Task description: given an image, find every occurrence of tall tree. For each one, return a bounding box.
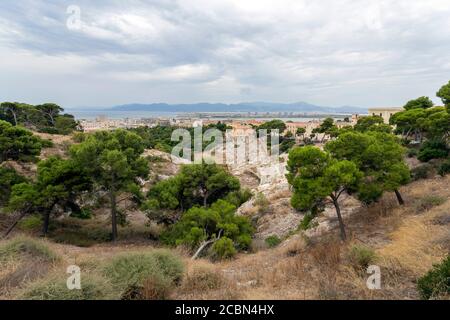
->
[287,146,362,240]
[0,120,44,163]
[437,80,450,112]
[70,130,148,241]
[36,103,64,126]
[403,96,434,110]
[5,157,91,237]
[325,131,410,206]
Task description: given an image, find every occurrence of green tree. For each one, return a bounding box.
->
[287,146,362,240]
[312,118,338,142]
[0,120,44,163]
[0,167,27,206]
[5,157,91,237]
[257,119,287,133]
[354,115,392,133]
[437,81,450,111]
[296,127,306,140]
[325,131,410,205]
[403,96,434,110]
[36,103,64,126]
[161,200,253,259]
[70,130,148,241]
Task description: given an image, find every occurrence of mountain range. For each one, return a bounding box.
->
[108,102,367,114]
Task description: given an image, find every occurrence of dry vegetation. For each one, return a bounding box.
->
[0,175,449,300]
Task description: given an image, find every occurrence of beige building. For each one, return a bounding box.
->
[368,107,403,124]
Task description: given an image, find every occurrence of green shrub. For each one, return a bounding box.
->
[0,236,59,265]
[438,159,450,177]
[417,256,450,300]
[17,215,42,231]
[265,235,282,248]
[103,250,184,299]
[224,188,253,208]
[70,208,92,220]
[413,195,446,213]
[299,213,318,231]
[212,237,236,260]
[411,164,433,181]
[254,192,270,214]
[161,200,253,255]
[418,139,449,162]
[407,148,419,158]
[348,245,376,270]
[22,274,116,300]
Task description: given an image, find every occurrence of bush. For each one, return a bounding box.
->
[438,159,450,177]
[70,208,92,220]
[254,192,270,214]
[212,237,236,260]
[413,195,446,213]
[299,213,317,230]
[348,245,376,270]
[407,148,419,158]
[103,250,184,299]
[22,274,116,300]
[417,256,450,300]
[182,265,224,292]
[411,164,433,181]
[0,236,59,265]
[18,215,42,231]
[161,200,253,255]
[418,139,449,162]
[265,235,282,248]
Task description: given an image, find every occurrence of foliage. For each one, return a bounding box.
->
[438,159,450,177]
[417,256,450,300]
[403,96,434,110]
[411,164,433,181]
[0,102,79,135]
[161,200,253,256]
[418,138,449,162]
[325,131,410,205]
[437,81,450,111]
[103,250,183,299]
[287,146,362,240]
[0,120,46,163]
[0,166,27,206]
[254,192,270,214]
[348,245,376,269]
[0,236,59,265]
[413,195,446,213]
[22,274,115,300]
[212,237,237,260]
[70,129,148,240]
[144,163,241,223]
[354,115,391,133]
[257,119,287,133]
[7,156,92,235]
[265,235,282,248]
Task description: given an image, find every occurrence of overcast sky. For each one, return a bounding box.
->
[1,0,449,108]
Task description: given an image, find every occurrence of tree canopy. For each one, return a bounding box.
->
[287,146,362,240]
[403,96,434,110]
[0,102,78,135]
[70,129,149,240]
[0,120,47,163]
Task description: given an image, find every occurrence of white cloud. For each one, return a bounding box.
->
[0,0,449,107]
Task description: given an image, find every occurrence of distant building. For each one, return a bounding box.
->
[368,107,403,124]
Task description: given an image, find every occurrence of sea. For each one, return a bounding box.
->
[67,109,348,122]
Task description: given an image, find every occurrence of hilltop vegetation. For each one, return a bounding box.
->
[0,80,450,300]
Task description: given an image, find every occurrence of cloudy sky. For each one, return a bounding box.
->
[1,0,450,108]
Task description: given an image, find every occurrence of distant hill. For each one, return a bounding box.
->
[109,102,367,114]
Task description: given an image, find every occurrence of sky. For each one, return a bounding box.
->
[0,0,450,109]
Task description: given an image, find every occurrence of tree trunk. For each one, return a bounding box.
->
[332,197,347,241]
[110,191,118,241]
[203,194,208,208]
[41,212,50,236]
[12,111,18,126]
[3,211,27,239]
[394,189,405,206]
[192,230,223,260]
